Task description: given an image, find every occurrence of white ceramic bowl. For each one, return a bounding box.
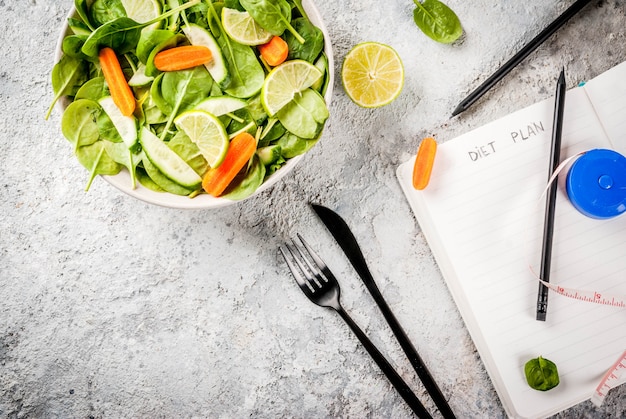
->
[54,1,333,209]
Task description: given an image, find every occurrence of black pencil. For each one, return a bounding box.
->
[536,68,566,322]
[451,0,592,117]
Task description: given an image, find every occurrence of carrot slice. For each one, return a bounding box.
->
[202,132,257,197]
[259,36,289,67]
[412,137,437,190]
[154,45,213,72]
[98,47,136,116]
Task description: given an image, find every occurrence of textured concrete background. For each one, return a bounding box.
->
[1,0,625,417]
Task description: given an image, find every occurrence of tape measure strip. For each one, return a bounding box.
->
[591,350,626,407]
[536,278,626,308]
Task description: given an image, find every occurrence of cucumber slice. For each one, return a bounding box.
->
[98,96,139,150]
[193,96,247,116]
[183,23,230,89]
[139,127,202,189]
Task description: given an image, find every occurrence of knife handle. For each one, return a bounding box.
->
[366,281,457,419]
[335,306,433,419]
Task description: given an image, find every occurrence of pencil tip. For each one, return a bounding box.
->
[451,105,463,118]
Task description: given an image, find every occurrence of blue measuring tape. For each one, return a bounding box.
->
[566,149,626,219]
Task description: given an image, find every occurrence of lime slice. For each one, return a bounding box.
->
[98,96,138,150]
[194,96,247,117]
[174,110,229,168]
[261,60,323,116]
[120,0,161,25]
[221,7,273,46]
[341,42,404,108]
[139,127,202,189]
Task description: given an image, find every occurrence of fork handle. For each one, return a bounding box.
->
[335,306,433,419]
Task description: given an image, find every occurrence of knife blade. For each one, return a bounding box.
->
[311,203,456,419]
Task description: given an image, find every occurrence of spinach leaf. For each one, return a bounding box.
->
[136,29,177,64]
[288,0,309,20]
[74,0,96,31]
[275,132,316,159]
[61,99,101,150]
[103,141,141,188]
[90,0,126,27]
[68,17,92,36]
[46,54,88,119]
[224,0,245,12]
[218,36,265,98]
[81,0,200,58]
[62,35,91,61]
[239,0,305,44]
[284,18,323,63]
[276,88,328,139]
[412,0,462,44]
[168,131,208,176]
[524,356,560,391]
[159,67,214,139]
[75,77,108,101]
[222,154,266,200]
[78,142,122,191]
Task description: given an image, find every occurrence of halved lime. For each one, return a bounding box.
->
[120,0,161,28]
[261,60,323,116]
[341,42,404,108]
[174,110,229,168]
[221,7,273,46]
[139,127,202,189]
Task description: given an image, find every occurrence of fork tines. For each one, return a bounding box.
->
[280,235,328,293]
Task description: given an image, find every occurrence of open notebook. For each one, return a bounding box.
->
[397,61,626,418]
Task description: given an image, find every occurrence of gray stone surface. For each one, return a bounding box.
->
[1,0,624,418]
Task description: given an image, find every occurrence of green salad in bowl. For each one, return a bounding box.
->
[48,0,333,209]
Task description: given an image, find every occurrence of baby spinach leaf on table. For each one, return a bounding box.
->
[61,99,101,150]
[524,356,560,391]
[284,17,323,63]
[46,55,89,119]
[239,0,305,44]
[412,0,463,44]
[90,0,126,27]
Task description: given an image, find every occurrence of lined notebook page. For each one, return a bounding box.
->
[397,65,626,419]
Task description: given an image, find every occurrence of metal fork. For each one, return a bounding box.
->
[280,235,433,419]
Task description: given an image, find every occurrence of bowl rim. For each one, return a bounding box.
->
[54,0,334,209]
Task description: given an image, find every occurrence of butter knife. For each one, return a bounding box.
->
[311,203,456,419]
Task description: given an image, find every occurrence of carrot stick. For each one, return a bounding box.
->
[154,45,213,71]
[98,47,136,116]
[412,137,437,190]
[202,132,257,197]
[258,36,289,67]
